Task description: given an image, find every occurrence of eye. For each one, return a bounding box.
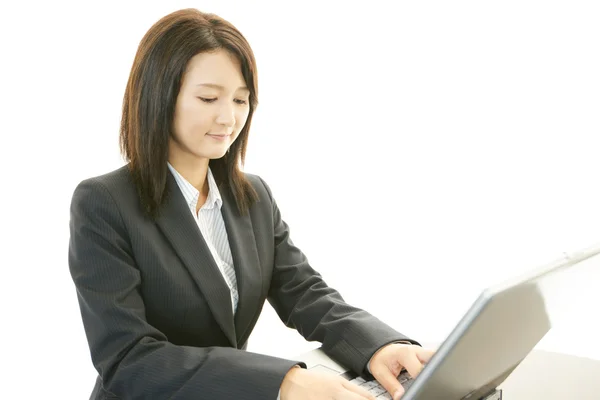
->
[198,97,217,103]
[234,99,248,105]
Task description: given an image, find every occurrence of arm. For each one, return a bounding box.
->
[69,179,301,399]
[259,178,419,379]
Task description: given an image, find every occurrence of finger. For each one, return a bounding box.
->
[400,352,424,378]
[341,380,377,400]
[341,390,376,400]
[340,390,376,400]
[416,348,435,364]
[369,368,404,400]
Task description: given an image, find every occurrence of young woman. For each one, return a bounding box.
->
[68,8,433,400]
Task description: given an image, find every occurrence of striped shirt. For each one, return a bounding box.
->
[167,163,239,314]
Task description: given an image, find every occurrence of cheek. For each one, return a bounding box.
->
[235,109,250,131]
[177,100,212,132]
[175,117,204,140]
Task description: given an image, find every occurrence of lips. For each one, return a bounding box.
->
[207,133,230,141]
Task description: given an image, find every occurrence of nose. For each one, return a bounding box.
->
[215,102,235,128]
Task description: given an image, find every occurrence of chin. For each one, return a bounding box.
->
[198,149,228,160]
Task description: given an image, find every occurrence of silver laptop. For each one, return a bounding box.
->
[299,242,600,400]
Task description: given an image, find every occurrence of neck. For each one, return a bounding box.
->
[168,157,210,196]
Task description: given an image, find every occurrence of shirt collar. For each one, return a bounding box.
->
[167,163,223,211]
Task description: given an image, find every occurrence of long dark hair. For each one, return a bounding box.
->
[120,8,258,218]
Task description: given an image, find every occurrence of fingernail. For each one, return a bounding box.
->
[394,390,403,399]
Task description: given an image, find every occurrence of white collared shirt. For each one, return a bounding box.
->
[167,163,239,314]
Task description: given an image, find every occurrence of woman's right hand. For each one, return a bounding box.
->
[280,367,376,400]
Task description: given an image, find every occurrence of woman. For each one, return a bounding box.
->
[68,8,433,400]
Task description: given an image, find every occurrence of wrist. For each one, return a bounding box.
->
[368,340,415,373]
[280,365,302,398]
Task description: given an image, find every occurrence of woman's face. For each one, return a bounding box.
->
[169,49,251,165]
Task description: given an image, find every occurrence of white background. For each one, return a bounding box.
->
[1,1,599,398]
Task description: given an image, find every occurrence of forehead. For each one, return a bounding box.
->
[182,50,246,89]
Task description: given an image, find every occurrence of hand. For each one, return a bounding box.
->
[370,343,435,400]
[280,366,376,400]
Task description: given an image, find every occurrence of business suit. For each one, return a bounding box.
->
[69,165,418,399]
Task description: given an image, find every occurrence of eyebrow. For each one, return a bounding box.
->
[196,83,249,92]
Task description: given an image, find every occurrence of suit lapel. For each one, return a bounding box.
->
[155,174,237,347]
[220,186,264,345]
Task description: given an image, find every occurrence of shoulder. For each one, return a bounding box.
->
[243,172,275,204]
[70,164,138,216]
[77,164,134,191]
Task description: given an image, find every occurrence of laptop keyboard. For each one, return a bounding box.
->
[349,370,414,399]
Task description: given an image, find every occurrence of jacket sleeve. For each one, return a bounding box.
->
[68,179,301,400]
[259,177,420,379]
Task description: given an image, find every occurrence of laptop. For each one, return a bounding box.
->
[298,242,600,400]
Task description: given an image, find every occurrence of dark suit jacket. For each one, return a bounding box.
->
[68,165,417,399]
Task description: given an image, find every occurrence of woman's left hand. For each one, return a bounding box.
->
[369,343,435,400]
